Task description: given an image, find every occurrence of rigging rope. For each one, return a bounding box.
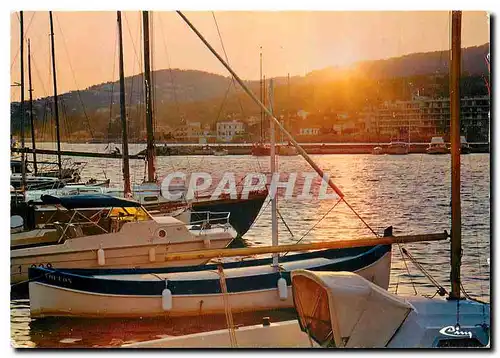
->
[217,263,238,347]
[398,245,418,295]
[212,12,245,117]
[282,198,342,257]
[11,12,36,72]
[54,15,95,138]
[106,27,119,146]
[276,207,295,239]
[155,12,182,174]
[401,247,447,296]
[157,14,181,122]
[463,153,489,327]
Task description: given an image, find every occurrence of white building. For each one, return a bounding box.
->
[299,127,320,136]
[297,110,309,120]
[216,120,245,142]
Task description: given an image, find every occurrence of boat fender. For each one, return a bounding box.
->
[277,277,287,300]
[97,247,105,266]
[204,238,211,249]
[162,280,172,311]
[149,247,156,262]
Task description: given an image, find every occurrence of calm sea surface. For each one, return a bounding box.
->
[11,143,491,348]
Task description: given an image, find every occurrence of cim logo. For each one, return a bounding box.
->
[439,325,473,339]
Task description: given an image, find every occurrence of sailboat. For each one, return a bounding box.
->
[12,11,266,238]
[277,74,298,156]
[122,11,490,348]
[252,52,270,157]
[10,12,91,190]
[10,12,239,287]
[26,18,446,318]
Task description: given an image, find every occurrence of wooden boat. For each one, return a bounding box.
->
[28,244,391,318]
[426,137,449,154]
[11,194,236,284]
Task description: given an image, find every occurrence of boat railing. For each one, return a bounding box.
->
[189,211,232,233]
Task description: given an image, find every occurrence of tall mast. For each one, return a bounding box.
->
[263,75,266,142]
[28,38,37,175]
[49,11,62,177]
[259,47,263,142]
[287,72,290,133]
[449,10,462,300]
[269,78,278,267]
[142,11,155,183]
[19,11,26,190]
[117,11,131,195]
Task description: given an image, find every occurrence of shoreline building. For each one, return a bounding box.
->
[362,95,490,142]
[216,120,245,142]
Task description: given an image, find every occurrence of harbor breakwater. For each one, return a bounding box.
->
[146,142,490,156]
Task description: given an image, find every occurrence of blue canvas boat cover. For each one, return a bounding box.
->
[40,194,142,209]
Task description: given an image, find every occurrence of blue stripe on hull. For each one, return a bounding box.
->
[29,245,390,296]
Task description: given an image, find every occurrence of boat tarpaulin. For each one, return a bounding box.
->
[291,270,413,348]
[40,194,142,209]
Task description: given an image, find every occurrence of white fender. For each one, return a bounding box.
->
[277,277,288,300]
[162,280,172,311]
[97,248,105,266]
[149,247,156,262]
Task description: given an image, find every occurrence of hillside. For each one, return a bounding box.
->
[11,43,490,141]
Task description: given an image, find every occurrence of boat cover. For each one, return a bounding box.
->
[291,270,413,348]
[40,194,142,209]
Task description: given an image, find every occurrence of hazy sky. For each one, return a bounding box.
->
[10,11,489,101]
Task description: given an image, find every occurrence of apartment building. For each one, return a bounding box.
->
[216,120,245,142]
[362,95,490,142]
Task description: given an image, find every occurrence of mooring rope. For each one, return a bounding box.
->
[217,263,237,347]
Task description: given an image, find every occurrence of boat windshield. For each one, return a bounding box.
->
[108,206,152,221]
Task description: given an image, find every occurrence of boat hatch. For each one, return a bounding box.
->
[291,270,413,348]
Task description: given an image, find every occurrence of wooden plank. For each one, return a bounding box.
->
[164,232,449,262]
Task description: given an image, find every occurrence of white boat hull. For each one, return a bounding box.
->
[29,251,391,318]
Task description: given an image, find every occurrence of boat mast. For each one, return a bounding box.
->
[19,11,26,190]
[286,72,290,144]
[269,78,278,267]
[117,11,131,196]
[28,38,37,175]
[449,10,462,300]
[263,75,266,142]
[49,11,62,177]
[142,10,156,183]
[259,47,263,142]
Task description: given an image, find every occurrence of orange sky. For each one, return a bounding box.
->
[10,11,489,101]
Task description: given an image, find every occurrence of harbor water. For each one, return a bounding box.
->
[11,143,490,347]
